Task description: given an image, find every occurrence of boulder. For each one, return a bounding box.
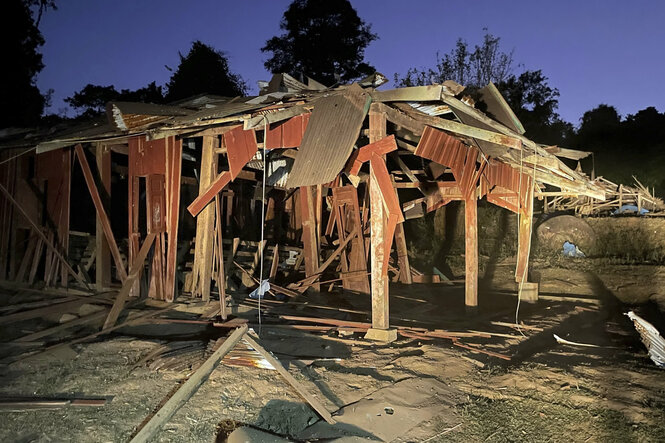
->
[536,215,596,255]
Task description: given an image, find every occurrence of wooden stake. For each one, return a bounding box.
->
[129,325,248,443]
[244,333,335,424]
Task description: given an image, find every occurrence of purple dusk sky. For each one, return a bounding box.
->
[37,0,664,125]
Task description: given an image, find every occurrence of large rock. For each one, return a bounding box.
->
[536,215,596,255]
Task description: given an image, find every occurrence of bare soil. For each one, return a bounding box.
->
[1,260,665,442]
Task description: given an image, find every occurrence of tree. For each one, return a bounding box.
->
[262,0,377,86]
[395,32,573,145]
[65,82,164,117]
[497,70,573,145]
[395,31,513,88]
[166,41,246,102]
[0,0,56,128]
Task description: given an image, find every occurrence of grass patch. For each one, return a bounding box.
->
[434,396,665,442]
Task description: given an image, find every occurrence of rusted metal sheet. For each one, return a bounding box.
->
[264,114,310,149]
[286,84,371,188]
[129,137,166,176]
[425,182,463,212]
[225,125,258,180]
[415,126,467,179]
[107,102,191,131]
[415,126,483,197]
[146,174,166,233]
[481,159,533,214]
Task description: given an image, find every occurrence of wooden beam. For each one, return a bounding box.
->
[74,145,128,283]
[186,171,231,217]
[103,233,156,330]
[243,333,335,424]
[0,182,85,286]
[464,195,478,310]
[95,143,112,290]
[129,325,249,443]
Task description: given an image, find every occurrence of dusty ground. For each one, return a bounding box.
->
[1,260,665,442]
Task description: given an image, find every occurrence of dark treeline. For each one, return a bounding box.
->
[3,0,663,195]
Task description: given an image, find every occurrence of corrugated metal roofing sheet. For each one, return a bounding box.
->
[286,84,371,188]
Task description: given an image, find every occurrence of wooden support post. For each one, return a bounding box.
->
[59,149,71,287]
[95,143,112,290]
[129,325,248,443]
[368,111,391,334]
[192,135,217,301]
[464,195,478,311]
[164,138,182,302]
[299,186,319,291]
[394,223,412,284]
[515,178,534,284]
[74,145,127,283]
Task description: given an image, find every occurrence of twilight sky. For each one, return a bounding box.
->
[36,0,665,125]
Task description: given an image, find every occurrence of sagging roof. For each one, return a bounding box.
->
[0,73,605,200]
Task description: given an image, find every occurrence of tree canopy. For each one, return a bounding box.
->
[497,70,573,145]
[396,32,573,145]
[262,0,377,86]
[395,32,514,88]
[0,0,55,128]
[65,82,164,117]
[165,41,246,102]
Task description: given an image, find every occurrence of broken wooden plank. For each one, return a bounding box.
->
[15,309,108,343]
[0,182,85,286]
[74,144,128,282]
[187,171,231,217]
[243,332,336,424]
[129,325,248,443]
[103,233,156,330]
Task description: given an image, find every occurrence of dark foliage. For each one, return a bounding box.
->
[0,0,55,128]
[497,70,574,145]
[166,40,246,102]
[262,0,377,86]
[574,105,665,195]
[65,82,164,117]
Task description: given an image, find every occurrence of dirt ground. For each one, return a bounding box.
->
[1,259,665,442]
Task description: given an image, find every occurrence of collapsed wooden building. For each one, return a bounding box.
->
[0,74,605,336]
